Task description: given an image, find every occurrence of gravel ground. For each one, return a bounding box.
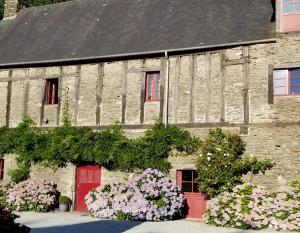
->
[16,212,289,233]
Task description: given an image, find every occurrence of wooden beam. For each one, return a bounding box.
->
[242,46,250,124]
[22,80,30,118]
[96,63,104,125]
[268,64,274,104]
[56,67,63,126]
[273,61,300,70]
[139,59,146,124]
[39,69,47,126]
[173,56,181,123]
[5,72,12,127]
[73,65,81,126]
[121,61,128,125]
[159,58,166,121]
[220,51,226,122]
[0,72,79,83]
[189,55,196,123]
[205,53,211,123]
[33,121,300,131]
[224,59,243,66]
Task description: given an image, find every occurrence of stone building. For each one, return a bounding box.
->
[0,0,299,216]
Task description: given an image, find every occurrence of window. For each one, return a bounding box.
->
[282,0,300,14]
[145,72,160,101]
[273,69,300,96]
[45,78,59,105]
[281,0,300,32]
[0,159,4,180]
[177,170,199,193]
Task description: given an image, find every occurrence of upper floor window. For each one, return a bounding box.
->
[281,0,300,32]
[45,78,59,105]
[145,72,160,102]
[273,69,300,96]
[177,170,199,193]
[0,159,4,180]
[282,0,300,14]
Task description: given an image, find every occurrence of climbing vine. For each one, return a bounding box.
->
[0,118,200,182]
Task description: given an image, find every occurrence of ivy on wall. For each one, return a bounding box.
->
[0,118,201,183]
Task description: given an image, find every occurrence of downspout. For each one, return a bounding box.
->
[163,51,170,126]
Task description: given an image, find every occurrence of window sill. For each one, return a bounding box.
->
[145,100,160,102]
[282,12,300,16]
[44,104,58,107]
[274,94,300,97]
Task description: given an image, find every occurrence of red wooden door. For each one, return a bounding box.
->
[75,165,101,212]
[177,170,207,219]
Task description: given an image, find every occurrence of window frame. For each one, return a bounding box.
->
[177,170,199,193]
[44,78,59,105]
[282,0,300,15]
[145,71,161,102]
[0,159,4,181]
[273,68,300,96]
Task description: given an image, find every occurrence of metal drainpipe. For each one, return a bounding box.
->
[163,51,170,126]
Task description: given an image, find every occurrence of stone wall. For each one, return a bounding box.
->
[0,33,300,196]
[3,0,18,19]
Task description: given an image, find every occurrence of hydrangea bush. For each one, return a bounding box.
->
[0,182,11,209]
[7,180,59,212]
[85,169,185,221]
[206,183,300,231]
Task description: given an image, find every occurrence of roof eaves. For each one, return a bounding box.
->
[0,38,277,69]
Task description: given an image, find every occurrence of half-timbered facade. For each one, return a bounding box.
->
[0,0,299,213]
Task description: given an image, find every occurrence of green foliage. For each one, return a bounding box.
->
[0,0,4,20]
[26,0,71,7]
[0,119,200,181]
[0,183,11,210]
[0,206,31,233]
[116,211,133,221]
[291,180,300,193]
[8,164,30,184]
[196,128,274,198]
[59,196,71,205]
[110,122,201,173]
[0,0,73,21]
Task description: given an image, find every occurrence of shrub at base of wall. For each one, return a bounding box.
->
[206,183,300,231]
[5,180,59,212]
[0,206,30,233]
[85,169,185,221]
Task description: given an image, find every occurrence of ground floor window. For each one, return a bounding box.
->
[177,170,199,193]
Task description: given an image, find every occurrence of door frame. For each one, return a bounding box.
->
[74,164,101,212]
[176,169,207,219]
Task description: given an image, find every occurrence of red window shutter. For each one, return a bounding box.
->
[177,170,182,190]
[51,82,56,105]
[45,79,59,105]
[145,72,160,102]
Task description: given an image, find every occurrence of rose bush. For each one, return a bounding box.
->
[7,180,59,212]
[85,169,185,221]
[206,183,300,231]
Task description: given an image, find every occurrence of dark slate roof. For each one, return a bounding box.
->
[0,0,275,67]
[0,19,14,40]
